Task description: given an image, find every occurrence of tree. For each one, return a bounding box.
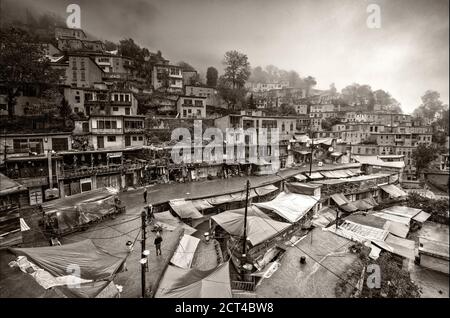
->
[222,50,251,89]
[0,27,63,117]
[321,118,342,131]
[217,76,247,110]
[59,97,72,119]
[177,61,196,72]
[104,40,117,51]
[412,144,438,177]
[206,66,219,87]
[413,90,446,122]
[278,104,297,116]
[248,93,256,109]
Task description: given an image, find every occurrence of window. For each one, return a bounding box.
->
[98,120,104,129]
[184,99,193,106]
[194,100,203,107]
[28,139,43,153]
[75,95,81,103]
[113,107,119,111]
[13,139,29,153]
[52,138,69,151]
[125,94,130,102]
[138,136,143,141]
[183,110,187,117]
[125,108,130,115]
[105,121,111,129]
[107,136,116,142]
[111,121,117,129]
[197,109,201,116]
[74,107,79,113]
[132,136,137,141]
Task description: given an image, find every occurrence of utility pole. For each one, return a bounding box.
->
[335,209,339,230]
[140,211,147,298]
[241,180,250,280]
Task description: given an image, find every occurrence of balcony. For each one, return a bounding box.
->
[124,127,145,133]
[60,162,146,179]
[91,128,123,134]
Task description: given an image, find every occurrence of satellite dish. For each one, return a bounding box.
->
[328,147,334,152]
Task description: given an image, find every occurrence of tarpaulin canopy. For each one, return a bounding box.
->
[353,155,405,169]
[155,262,232,298]
[224,206,272,219]
[190,199,214,211]
[10,240,127,281]
[330,193,358,212]
[0,173,27,196]
[170,234,200,269]
[255,191,319,223]
[211,210,291,246]
[204,185,278,206]
[376,234,416,260]
[380,206,423,219]
[372,212,411,238]
[380,184,407,198]
[352,198,377,211]
[169,199,204,219]
[312,207,341,228]
[321,170,349,178]
[154,211,197,235]
[294,174,307,181]
[41,187,119,232]
[304,172,323,180]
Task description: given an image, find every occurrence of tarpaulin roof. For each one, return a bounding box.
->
[294,173,307,181]
[376,234,416,260]
[169,199,204,219]
[0,173,27,196]
[321,170,349,178]
[352,198,376,211]
[211,210,291,246]
[254,191,319,223]
[380,205,422,219]
[372,212,410,238]
[352,155,405,169]
[314,138,333,146]
[312,207,340,228]
[170,234,200,269]
[154,211,197,235]
[329,217,389,243]
[190,199,214,211]
[204,185,278,206]
[155,262,232,298]
[330,193,358,212]
[304,172,323,180]
[41,187,120,232]
[380,184,407,198]
[224,206,272,219]
[10,240,127,281]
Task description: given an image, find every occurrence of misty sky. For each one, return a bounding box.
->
[7,0,449,113]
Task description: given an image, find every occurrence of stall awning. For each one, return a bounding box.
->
[211,210,291,246]
[190,199,214,211]
[155,262,232,298]
[352,198,376,211]
[380,184,407,198]
[330,152,343,157]
[305,172,323,180]
[254,184,278,196]
[294,174,307,181]
[169,199,204,219]
[330,193,358,212]
[154,211,197,235]
[170,234,200,269]
[255,192,319,223]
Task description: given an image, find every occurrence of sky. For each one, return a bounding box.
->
[5,0,449,114]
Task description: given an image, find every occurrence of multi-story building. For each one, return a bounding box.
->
[214,110,298,171]
[1,132,73,205]
[246,81,289,92]
[176,95,207,119]
[152,64,183,92]
[184,85,221,107]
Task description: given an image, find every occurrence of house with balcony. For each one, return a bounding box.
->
[152,64,183,92]
[176,95,207,119]
[214,111,298,172]
[0,132,72,205]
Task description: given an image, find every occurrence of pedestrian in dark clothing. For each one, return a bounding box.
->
[154,232,162,256]
[143,187,147,203]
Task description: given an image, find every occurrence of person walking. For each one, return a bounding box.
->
[154,232,163,256]
[143,187,148,203]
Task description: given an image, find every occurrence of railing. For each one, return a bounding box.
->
[124,127,145,133]
[91,128,123,134]
[61,163,146,178]
[6,168,48,179]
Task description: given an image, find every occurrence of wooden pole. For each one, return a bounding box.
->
[141,211,147,298]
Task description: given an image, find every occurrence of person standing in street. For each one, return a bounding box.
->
[154,232,162,256]
[143,187,148,203]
